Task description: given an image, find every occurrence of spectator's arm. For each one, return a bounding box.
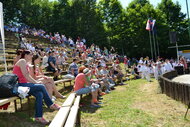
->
[49,61,57,70]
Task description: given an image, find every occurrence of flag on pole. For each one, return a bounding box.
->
[0,2,8,73]
[146,19,151,31]
[152,19,156,29]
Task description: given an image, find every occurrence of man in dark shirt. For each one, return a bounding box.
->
[47,51,60,80]
[68,58,78,77]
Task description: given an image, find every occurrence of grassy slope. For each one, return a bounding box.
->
[81,79,190,127]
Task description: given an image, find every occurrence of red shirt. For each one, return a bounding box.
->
[74,73,87,91]
[13,65,29,83]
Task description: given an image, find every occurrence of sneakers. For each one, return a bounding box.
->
[93,99,103,104]
[50,104,61,110]
[98,97,103,100]
[35,117,50,125]
[99,92,106,96]
[94,102,103,104]
[90,104,101,108]
[105,90,111,94]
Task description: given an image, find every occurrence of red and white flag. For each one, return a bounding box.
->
[146,19,152,31]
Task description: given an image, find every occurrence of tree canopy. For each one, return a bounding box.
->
[1,0,189,58]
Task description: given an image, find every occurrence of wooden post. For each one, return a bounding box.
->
[14,100,17,112]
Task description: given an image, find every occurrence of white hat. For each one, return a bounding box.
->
[83,68,91,75]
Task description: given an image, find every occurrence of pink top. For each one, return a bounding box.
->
[35,67,41,76]
[74,73,86,91]
[13,65,29,83]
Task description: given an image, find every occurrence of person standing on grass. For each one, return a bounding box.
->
[13,50,61,125]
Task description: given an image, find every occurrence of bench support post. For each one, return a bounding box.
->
[14,100,17,112]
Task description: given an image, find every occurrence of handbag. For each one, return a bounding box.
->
[0,74,19,98]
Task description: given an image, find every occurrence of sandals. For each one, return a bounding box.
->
[50,103,61,110]
[35,117,50,125]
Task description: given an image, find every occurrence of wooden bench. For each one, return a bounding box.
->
[58,63,69,71]
[49,93,81,127]
[0,96,19,111]
[0,65,13,70]
[44,71,67,76]
[54,79,73,88]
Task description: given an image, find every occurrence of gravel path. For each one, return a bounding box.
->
[172,74,190,85]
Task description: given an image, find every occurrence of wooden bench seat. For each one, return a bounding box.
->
[54,79,72,87]
[0,96,19,111]
[44,71,67,76]
[0,97,18,106]
[49,93,81,127]
[0,65,13,70]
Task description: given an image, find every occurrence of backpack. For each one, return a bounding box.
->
[0,74,19,98]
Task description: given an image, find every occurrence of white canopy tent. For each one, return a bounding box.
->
[0,2,7,73]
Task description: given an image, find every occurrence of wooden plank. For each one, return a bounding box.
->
[49,107,70,127]
[62,93,76,107]
[54,79,72,85]
[0,97,18,106]
[73,95,81,106]
[64,106,79,127]
[64,95,81,127]
[64,96,81,127]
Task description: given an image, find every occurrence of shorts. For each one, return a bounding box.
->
[75,87,91,95]
[74,84,99,95]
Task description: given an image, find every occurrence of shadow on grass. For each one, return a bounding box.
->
[80,94,101,114]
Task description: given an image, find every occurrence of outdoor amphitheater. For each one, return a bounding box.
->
[1,0,190,127]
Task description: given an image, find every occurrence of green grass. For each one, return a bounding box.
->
[80,79,190,127]
[0,82,73,127]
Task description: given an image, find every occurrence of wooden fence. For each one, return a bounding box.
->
[158,70,190,106]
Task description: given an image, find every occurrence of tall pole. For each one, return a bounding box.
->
[156,34,160,56]
[149,30,153,60]
[176,42,179,63]
[186,0,190,39]
[152,31,157,59]
[0,2,7,73]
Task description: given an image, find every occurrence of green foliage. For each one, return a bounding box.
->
[1,0,190,58]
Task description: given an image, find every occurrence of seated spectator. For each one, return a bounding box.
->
[47,51,61,81]
[113,64,125,85]
[29,54,65,100]
[41,52,49,69]
[95,65,111,93]
[74,66,100,108]
[68,58,78,77]
[57,53,66,65]
[13,50,60,125]
[100,66,115,89]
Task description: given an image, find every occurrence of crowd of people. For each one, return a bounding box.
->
[4,24,190,125]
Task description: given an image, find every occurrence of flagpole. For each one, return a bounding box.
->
[152,30,157,59]
[149,30,153,60]
[186,0,190,39]
[0,2,7,73]
[156,34,160,56]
